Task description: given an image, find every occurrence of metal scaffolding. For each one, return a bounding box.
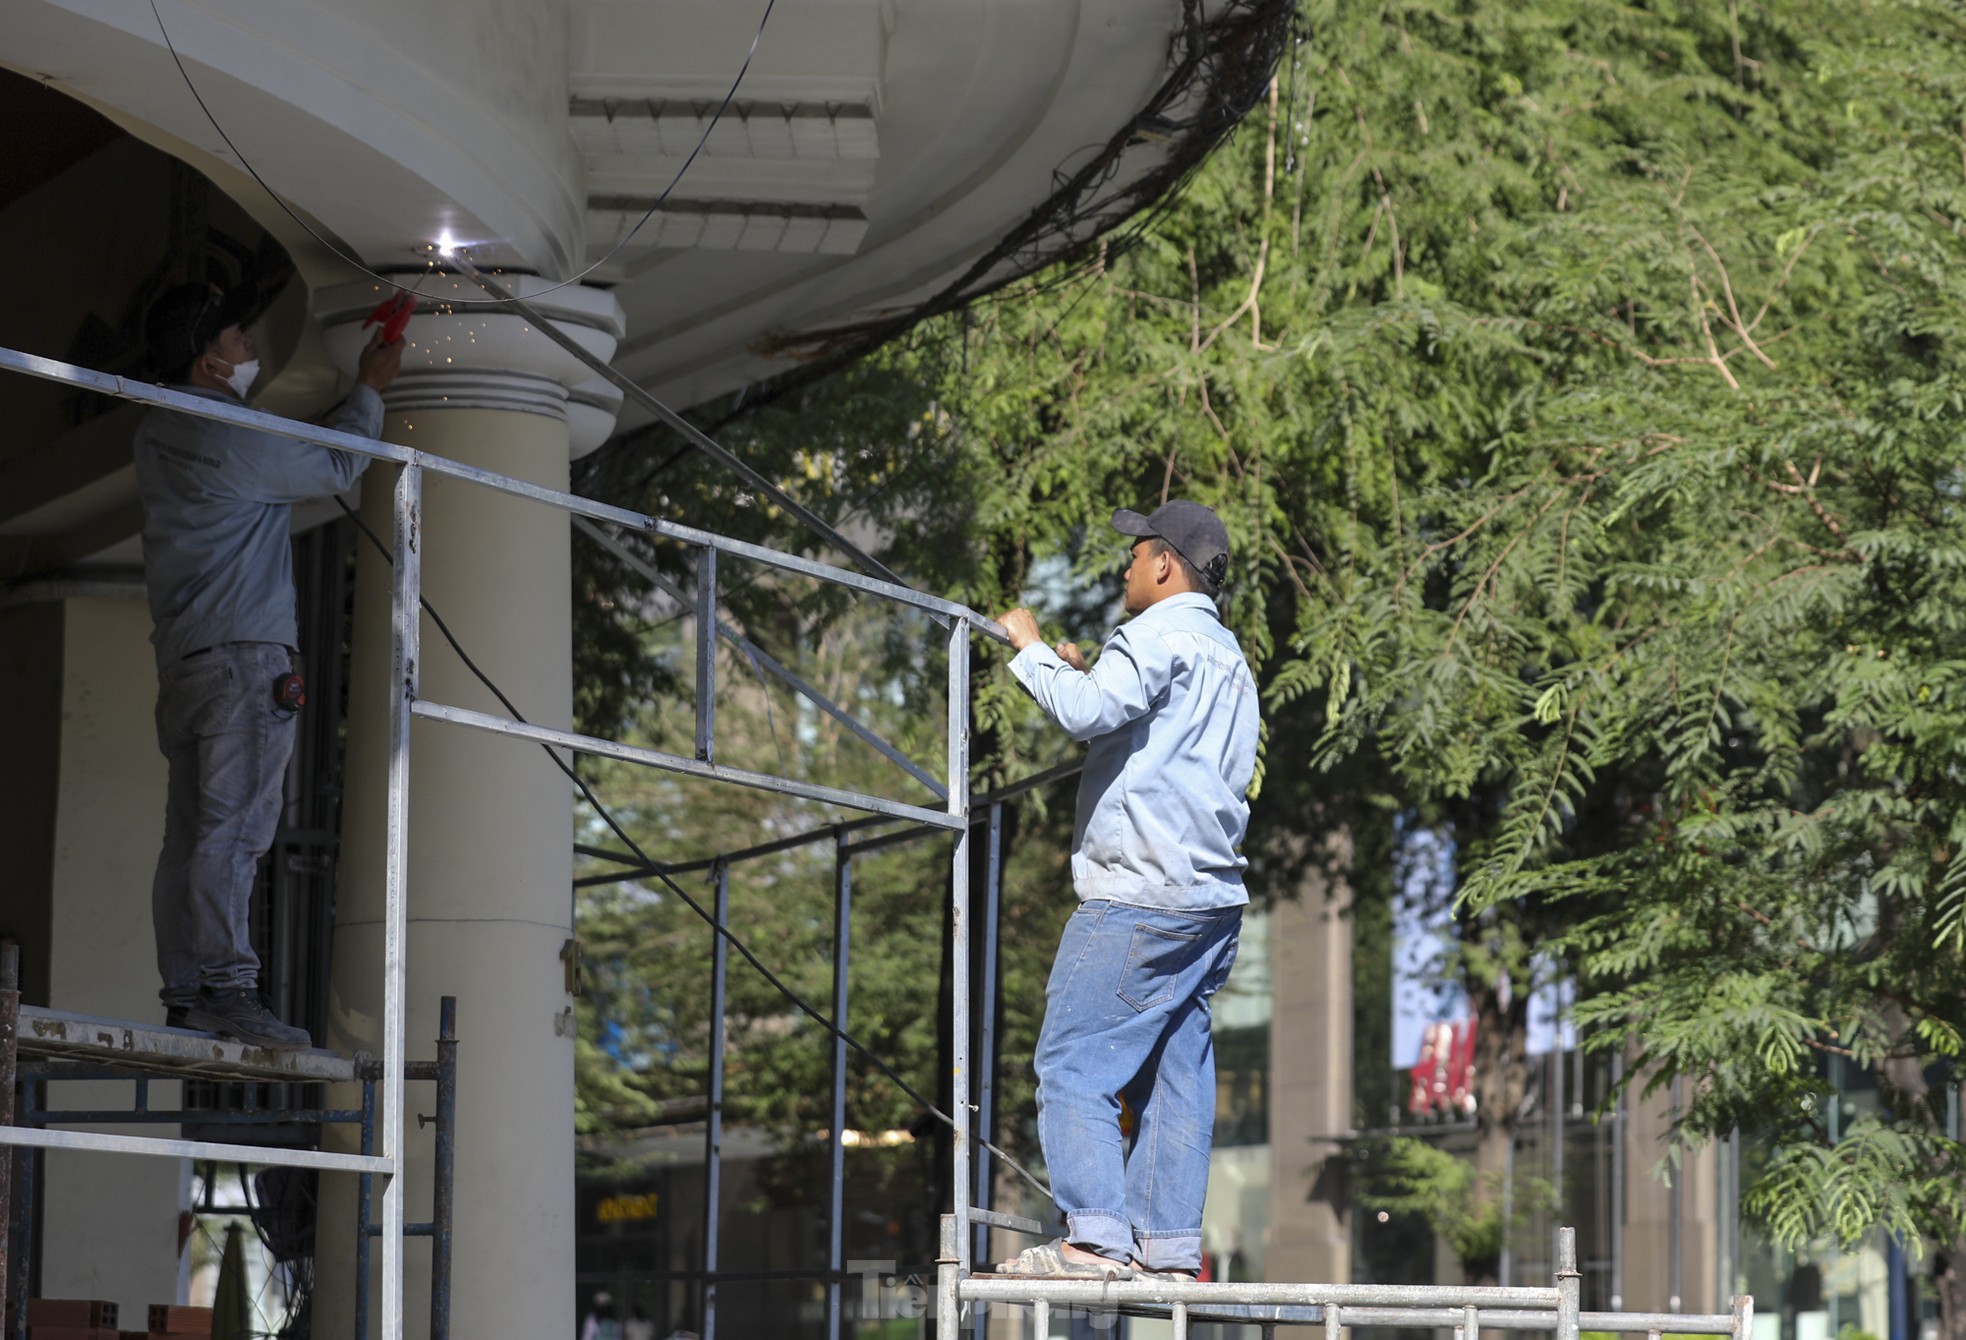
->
[575,757,1083,1337]
[0,338,1760,1340]
[0,340,1006,1339]
[0,945,456,1340]
[944,1226,1755,1340]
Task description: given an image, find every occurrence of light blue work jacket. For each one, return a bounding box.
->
[133,384,383,668]
[1010,592,1260,910]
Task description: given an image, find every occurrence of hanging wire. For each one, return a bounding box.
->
[329,495,1055,1206]
[145,0,777,301]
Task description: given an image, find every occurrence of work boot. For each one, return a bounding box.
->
[184,989,311,1050]
[165,1006,189,1029]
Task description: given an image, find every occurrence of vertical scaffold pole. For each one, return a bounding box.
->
[1731,1292,1755,1340]
[827,831,853,1340]
[1556,1226,1582,1340]
[430,997,457,1340]
[7,1083,36,1340]
[936,1214,959,1340]
[970,804,1003,1270]
[1668,1075,1684,1312]
[356,1073,375,1340]
[695,546,716,762]
[0,941,18,1327]
[382,461,422,1340]
[702,862,730,1340]
[946,621,972,1274]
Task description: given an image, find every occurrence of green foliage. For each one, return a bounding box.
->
[890,0,1966,1275]
[1356,1136,1554,1282]
[569,333,1016,1148]
[1282,0,1966,1264]
[1744,1120,1966,1257]
[570,0,1966,1281]
[1358,1137,1500,1276]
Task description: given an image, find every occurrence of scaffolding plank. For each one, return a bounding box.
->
[16,1005,358,1083]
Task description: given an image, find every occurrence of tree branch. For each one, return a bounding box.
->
[1199,76,1278,353]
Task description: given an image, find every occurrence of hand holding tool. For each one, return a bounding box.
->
[362,291,415,345]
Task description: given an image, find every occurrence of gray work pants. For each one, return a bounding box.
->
[152,641,296,1008]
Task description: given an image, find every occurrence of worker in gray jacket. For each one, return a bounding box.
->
[134,280,401,1048]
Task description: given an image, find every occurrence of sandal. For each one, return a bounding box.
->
[1131,1263,1200,1283]
[995,1240,1135,1280]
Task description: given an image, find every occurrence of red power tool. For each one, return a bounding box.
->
[362,290,416,344]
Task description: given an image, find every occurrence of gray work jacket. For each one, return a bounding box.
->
[133,384,383,668]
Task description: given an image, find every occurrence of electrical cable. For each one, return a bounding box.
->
[154,0,904,597]
[740,638,791,778]
[328,495,1055,1207]
[146,0,777,302]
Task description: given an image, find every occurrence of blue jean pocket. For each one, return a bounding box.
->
[1118,923,1202,1011]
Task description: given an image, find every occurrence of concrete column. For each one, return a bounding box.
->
[1266,837,1353,1284]
[1622,1069,1718,1312]
[41,596,191,1316]
[311,277,624,1340]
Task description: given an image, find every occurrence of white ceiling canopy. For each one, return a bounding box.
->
[3,0,1287,415]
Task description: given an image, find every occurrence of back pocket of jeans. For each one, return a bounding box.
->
[1118,923,1202,1011]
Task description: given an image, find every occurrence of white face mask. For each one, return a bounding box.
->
[219,357,260,400]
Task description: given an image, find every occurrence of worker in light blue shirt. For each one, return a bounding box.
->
[994,500,1259,1282]
[133,279,401,1049]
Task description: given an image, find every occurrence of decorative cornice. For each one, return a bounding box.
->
[383,369,569,423]
[316,278,628,447]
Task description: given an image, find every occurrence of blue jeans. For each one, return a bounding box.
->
[1034,898,1242,1270]
[151,642,296,1009]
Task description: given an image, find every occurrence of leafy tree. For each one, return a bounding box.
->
[887,0,1966,1313]
[572,1,1966,1326]
[1248,4,1966,1326]
[1245,0,1966,1321]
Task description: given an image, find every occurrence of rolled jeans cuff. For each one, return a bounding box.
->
[1064,1210,1135,1264]
[1133,1227,1203,1272]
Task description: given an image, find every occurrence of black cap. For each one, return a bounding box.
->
[1113,499,1230,593]
[144,281,256,378]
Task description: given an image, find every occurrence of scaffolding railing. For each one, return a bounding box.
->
[0,341,1008,1340]
[945,1226,1754,1340]
[0,340,1761,1340]
[0,967,457,1340]
[575,757,1083,1338]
